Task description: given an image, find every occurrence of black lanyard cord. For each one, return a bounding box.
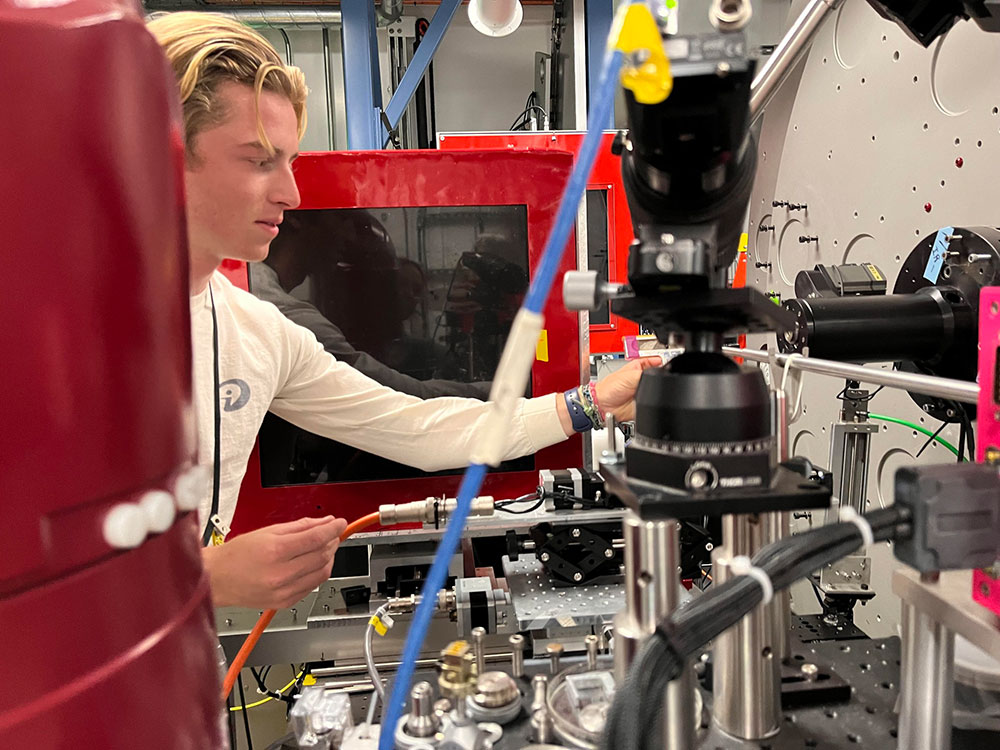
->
[201,281,223,547]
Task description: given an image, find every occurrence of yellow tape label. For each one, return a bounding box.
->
[536,329,549,362]
[369,615,388,637]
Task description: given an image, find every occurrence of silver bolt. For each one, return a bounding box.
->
[655,252,675,273]
[571,528,581,538]
[705,542,714,552]
[509,634,525,678]
[801,663,819,681]
[660,232,675,245]
[604,548,615,559]
[546,642,564,674]
[628,49,651,67]
[573,572,583,582]
[472,627,487,675]
[225,618,232,626]
[539,552,550,562]
[586,634,599,670]
[716,61,731,77]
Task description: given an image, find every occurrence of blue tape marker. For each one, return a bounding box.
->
[924,226,954,283]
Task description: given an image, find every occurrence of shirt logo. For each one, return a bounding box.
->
[219,379,251,412]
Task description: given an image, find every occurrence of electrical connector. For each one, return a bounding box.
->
[378,496,495,526]
[893,463,1000,572]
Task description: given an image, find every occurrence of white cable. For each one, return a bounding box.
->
[729,555,774,605]
[365,687,380,730]
[780,353,806,421]
[837,506,874,549]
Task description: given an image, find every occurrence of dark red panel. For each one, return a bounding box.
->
[230,150,582,534]
[437,131,641,355]
[0,0,219,745]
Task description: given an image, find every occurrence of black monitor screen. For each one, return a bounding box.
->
[251,205,533,486]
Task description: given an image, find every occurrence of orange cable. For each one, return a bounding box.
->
[220,511,383,702]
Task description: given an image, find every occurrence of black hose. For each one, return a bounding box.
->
[602,507,911,750]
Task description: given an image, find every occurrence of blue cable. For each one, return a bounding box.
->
[377,46,626,750]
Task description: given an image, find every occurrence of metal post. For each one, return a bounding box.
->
[749,0,844,124]
[711,514,781,740]
[613,511,693,749]
[898,602,955,750]
[340,0,383,150]
[724,346,980,405]
[321,27,335,150]
[382,0,461,145]
[768,389,791,661]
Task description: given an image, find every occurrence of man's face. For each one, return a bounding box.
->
[184,81,301,268]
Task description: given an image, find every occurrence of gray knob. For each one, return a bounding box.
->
[405,681,439,738]
[562,270,601,311]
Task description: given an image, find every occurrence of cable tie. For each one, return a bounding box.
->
[730,555,774,605]
[838,507,874,548]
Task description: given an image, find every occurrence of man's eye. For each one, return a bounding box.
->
[249,158,272,168]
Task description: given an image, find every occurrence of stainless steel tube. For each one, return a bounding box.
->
[614,512,693,749]
[712,514,781,739]
[768,389,792,661]
[898,603,955,750]
[322,27,335,151]
[750,0,843,123]
[278,29,292,66]
[725,347,979,404]
[220,9,343,29]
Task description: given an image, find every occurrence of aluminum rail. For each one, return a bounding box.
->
[218,9,342,29]
[724,347,980,405]
[749,0,844,124]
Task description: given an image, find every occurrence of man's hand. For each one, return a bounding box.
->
[203,516,348,609]
[594,356,663,423]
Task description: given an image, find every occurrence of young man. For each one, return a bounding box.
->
[148,12,659,611]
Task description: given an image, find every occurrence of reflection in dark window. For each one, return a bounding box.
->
[250,205,533,486]
[586,189,610,325]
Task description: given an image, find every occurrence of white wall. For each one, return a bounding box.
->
[417,4,555,134]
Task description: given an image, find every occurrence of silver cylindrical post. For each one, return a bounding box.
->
[768,389,792,662]
[613,512,693,749]
[898,603,955,750]
[472,627,486,676]
[712,514,781,740]
[546,642,563,675]
[586,634,599,671]
[509,634,525,678]
[405,682,439,738]
[531,674,551,743]
[750,0,843,123]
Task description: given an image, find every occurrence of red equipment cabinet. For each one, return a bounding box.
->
[0,1,221,747]
[222,150,582,536]
[436,131,641,355]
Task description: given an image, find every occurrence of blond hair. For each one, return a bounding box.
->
[147,12,308,158]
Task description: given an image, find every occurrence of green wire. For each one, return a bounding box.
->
[869,413,963,459]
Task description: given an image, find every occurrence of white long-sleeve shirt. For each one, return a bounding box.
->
[190,271,567,532]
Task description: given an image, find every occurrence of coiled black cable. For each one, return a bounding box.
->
[602,507,912,750]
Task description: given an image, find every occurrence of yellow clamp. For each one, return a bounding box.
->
[610,3,673,105]
[369,615,388,637]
